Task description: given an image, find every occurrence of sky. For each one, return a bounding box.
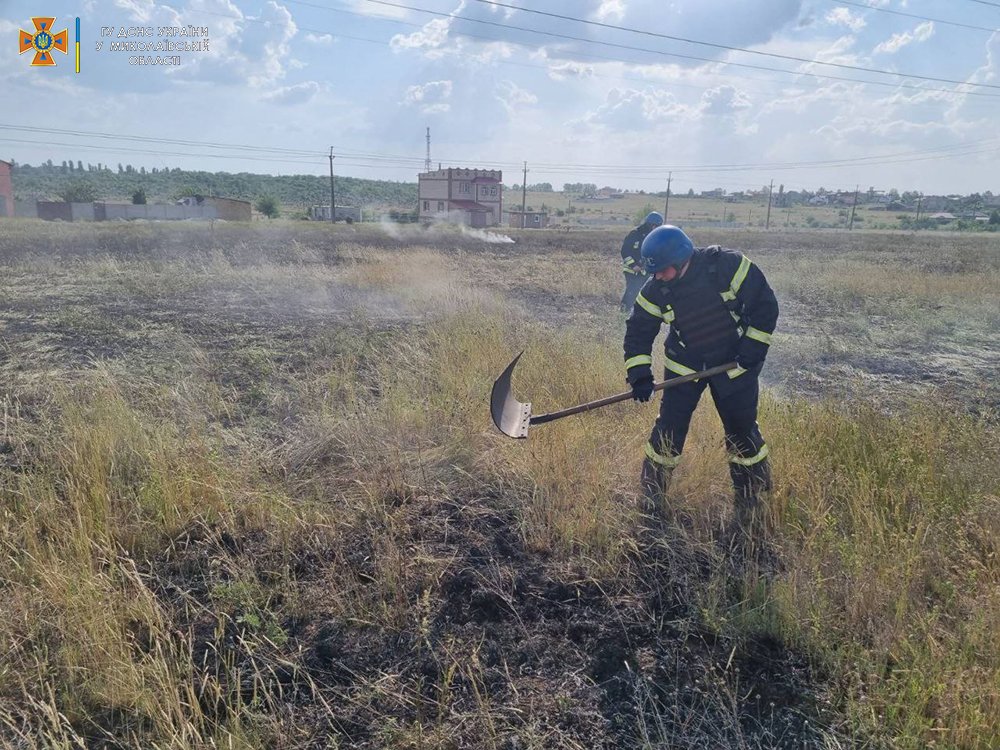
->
[2,0,1000,195]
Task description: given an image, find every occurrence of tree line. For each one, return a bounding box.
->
[7,159,417,210]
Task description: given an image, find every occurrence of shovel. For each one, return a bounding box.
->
[490,352,738,439]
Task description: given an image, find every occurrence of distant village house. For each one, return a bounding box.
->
[506,210,549,229]
[418,168,502,228]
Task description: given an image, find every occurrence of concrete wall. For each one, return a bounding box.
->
[70,202,95,221]
[37,202,73,221]
[14,201,37,218]
[99,203,217,220]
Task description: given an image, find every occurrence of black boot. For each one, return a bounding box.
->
[639,457,673,524]
[727,458,773,564]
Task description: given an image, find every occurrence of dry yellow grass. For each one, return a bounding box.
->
[0,222,997,747]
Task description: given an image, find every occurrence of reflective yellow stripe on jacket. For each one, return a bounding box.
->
[720,255,752,302]
[636,293,675,323]
[745,326,772,344]
[625,354,652,371]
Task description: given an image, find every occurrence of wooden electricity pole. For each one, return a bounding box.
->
[521,161,528,228]
[765,178,774,229]
[328,147,336,223]
[664,172,672,220]
[849,184,860,230]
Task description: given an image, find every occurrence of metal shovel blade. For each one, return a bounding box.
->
[490,351,531,439]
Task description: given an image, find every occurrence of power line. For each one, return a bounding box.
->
[8,121,1000,176]
[461,0,1000,90]
[360,0,1000,97]
[822,0,999,33]
[960,0,1000,8]
[0,124,325,158]
[195,0,1000,101]
[6,122,1000,177]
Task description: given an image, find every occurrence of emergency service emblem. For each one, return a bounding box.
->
[18,17,69,66]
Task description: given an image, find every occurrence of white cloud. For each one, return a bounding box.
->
[700,85,751,116]
[547,61,595,80]
[584,88,694,130]
[594,0,626,22]
[261,80,321,105]
[171,0,297,87]
[114,0,157,22]
[495,80,537,115]
[390,18,451,52]
[305,32,333,45]
[403,80,453,113]
[825,7,866,32]
[343,0,411,20]
[874,21,934,55]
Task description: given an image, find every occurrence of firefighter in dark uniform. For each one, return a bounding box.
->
[623,225,778,536]
[620,211,663,312]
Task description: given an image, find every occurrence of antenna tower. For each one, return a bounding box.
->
[425,127,432,172]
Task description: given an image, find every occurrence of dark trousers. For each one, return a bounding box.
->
[621,272,646,311]
[648,370,771,499]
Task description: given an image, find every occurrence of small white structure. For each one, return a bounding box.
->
[418,167,502,227]
[309,205,361,222]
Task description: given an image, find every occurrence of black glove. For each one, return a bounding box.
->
[736,337,768,370]
[631,376,655,402]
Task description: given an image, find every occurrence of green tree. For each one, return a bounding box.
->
[132,188,147,205]
[989,209,1000,226]
[58,179,96,203]
[256,195,280,218]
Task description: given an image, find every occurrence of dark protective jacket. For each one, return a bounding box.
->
[620,222,655,275]
[623,246,778,393]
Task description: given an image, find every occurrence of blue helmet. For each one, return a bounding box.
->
[641,225,694,274]
[644,211,664,227]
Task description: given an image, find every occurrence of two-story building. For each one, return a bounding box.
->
[418,168,502,227]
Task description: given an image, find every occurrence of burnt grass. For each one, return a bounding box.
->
[0,224,880,748]
[145,484,851,749]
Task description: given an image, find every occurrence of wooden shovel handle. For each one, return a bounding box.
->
[530,362,739,425]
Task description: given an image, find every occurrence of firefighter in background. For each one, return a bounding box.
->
[620,211,664,312]
[623,225,778,540]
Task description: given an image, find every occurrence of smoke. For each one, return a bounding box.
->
[457,226,515,244]
[376,216,515,244]
[378,216,404,240]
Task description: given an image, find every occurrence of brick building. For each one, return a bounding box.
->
[0,160,13,218]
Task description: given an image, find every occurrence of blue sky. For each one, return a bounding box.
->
[2,0,1000,194]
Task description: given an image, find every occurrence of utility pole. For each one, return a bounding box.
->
[521,161,528,228]
[328,147,336,223]
[849,184,860,231]
[915,193,923,222]
[765,178,774,229]
[664,172,672,220]
[424,126,432,172]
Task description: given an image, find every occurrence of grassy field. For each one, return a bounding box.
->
[512,190,969,231]
[0,220,997,748]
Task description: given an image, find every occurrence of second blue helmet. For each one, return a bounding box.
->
[643,211,664,227]
[641,225,694,274]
